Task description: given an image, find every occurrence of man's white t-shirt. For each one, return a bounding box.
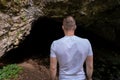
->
[50,35,93,80]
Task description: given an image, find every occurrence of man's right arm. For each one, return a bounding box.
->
[86,56,93,80]
[50,57,57,80]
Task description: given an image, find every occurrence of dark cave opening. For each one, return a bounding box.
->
[1,17,64,63]
[0,16,119,64]
[0,16,89,64]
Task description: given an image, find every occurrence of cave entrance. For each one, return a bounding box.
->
[0,16,91,64]
[1,16,64,63]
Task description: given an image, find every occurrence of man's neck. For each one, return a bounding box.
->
[64,31,75,36]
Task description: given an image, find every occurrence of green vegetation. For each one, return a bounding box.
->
[0,64,23,80]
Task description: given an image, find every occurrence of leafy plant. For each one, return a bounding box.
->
[0,64,23,80]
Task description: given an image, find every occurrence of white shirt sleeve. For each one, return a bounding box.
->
[87,40,93,56]
[50,41,56,57]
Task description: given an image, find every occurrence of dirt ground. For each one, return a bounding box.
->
[0,56,59,80]
[16,58,51,80]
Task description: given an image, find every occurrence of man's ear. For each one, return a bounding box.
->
[75,25,77,30]
[62,25,64,30]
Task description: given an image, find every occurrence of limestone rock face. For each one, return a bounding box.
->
[0,0,120,57]
[0,0,43,57]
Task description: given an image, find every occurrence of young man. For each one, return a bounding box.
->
[50,16,93,80]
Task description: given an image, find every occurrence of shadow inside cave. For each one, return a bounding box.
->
[0,16,64,64]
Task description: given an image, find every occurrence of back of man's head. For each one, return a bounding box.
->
[63,16,76,31]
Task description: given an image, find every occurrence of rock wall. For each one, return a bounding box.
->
[0,0,65,57]
[0,0,120,57]
[0,0,43,57]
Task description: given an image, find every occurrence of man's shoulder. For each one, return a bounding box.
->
[76,36,92,46]
[76,36,89,41]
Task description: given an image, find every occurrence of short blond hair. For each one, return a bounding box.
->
[63,16,76,30]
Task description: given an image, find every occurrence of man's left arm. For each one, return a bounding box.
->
[50,57,57,80]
